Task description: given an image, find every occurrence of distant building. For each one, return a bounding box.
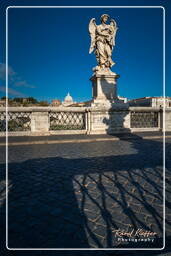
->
[69,100,92,107]
[62,93,76,106]
[51,99,61,107]
[118,96,128,103]
[0,100,6,107]
[22,98,28,103]
[128,96,171,108]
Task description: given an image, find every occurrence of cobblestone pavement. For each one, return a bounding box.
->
[0,137,171,255]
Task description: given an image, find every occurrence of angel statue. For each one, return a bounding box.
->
[89,14,118,73]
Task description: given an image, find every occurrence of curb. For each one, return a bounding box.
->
[0,135,170,146]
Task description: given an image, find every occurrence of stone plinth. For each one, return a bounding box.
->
[90,72,121,107]
[31,111,49,132]
[89,71,130,133]
[165,108,171,131]
[88,105,130,134]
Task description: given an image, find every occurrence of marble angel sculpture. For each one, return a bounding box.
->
[89,14,118,73]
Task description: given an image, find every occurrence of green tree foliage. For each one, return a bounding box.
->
[38,101,49,106]
[1,96,7,100]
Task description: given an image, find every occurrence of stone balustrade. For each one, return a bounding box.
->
[0,106,170,136]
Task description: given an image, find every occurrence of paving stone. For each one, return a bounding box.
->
[0,137,170,250]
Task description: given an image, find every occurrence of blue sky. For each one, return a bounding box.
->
[0,0,170,103]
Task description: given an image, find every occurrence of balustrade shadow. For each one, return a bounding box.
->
[0,136,170,250]
[102,103,171,253]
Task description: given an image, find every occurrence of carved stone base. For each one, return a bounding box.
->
[89,71,130,133]
[88,108,130,134]
[90,72,126,109]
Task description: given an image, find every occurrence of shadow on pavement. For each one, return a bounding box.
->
[0,135,171,255]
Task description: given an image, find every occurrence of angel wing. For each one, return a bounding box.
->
[88,18,97,54]
[110,19,118,49]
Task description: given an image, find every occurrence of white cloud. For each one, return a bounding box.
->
[0,86,27,97]
[0,63,16,81]
[0,63,36,89]
[14,80,36,88]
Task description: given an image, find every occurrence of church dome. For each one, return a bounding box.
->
[64,92,73,103]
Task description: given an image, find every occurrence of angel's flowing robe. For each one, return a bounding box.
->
[95,24,115,68]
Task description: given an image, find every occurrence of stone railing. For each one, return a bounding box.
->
[0,107,88,136]
[0,106,170,136]
[129,107,162,132]
[49,109,86,131]
[0,110,31,132]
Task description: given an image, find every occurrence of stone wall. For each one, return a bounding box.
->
[165,109,171,131]
[88,108,130,134]
[0,106,169,136]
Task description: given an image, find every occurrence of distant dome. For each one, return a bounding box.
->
[64,92,73,103]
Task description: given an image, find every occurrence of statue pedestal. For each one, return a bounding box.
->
[90,72,124,107]
[89,71,129,134]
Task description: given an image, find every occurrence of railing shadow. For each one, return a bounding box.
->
[0,136,170,250]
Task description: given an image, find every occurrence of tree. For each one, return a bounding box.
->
[13,97,23,103]
[38,101,49,106]
[1,96,7,100]
[27,97,38,104]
